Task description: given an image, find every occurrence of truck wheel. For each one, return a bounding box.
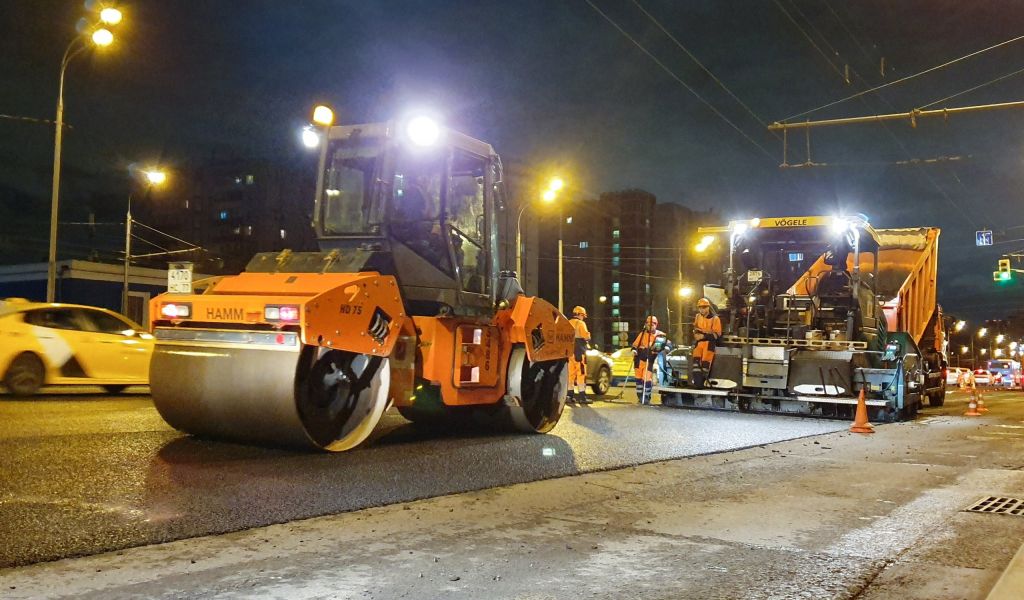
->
[4,353,45,396]
[591,366,611,396]
[928,388,945,407]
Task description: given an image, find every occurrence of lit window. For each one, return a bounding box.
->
[612,243,620,254]
[612,308,620,317]
[280,229,287,239]
[232,226,241,235]
[645,283,651,294]
[234,177,242,185]
[245,174,255,185]
[244,225,253,236]
[184,199,189,209]
[579,241,588,249]
[612,295,620,306]
[611,334,619,346]
[612,282,619,293]
[566,216,573,224]
[612,256,620,267]
[219,210,228,220]
[612,229,620,239]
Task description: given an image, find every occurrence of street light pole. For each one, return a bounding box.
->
[46,11,121,302]
[47,39,86,302]
[121,193,135,315]
[557,204,564,314]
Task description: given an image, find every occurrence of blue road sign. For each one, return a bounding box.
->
[977,230,994,246]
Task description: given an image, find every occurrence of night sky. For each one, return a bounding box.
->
[4,0,1024,321]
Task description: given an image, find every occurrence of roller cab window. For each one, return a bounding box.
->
[321,137,384,236]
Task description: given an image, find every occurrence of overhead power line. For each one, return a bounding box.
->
[583,0,776,161]
[630,0,770,129]
[781,33,1024,122]
[768,99,1024,131]
[919,65,1024,109]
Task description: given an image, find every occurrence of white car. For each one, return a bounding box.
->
[945,367,969,386]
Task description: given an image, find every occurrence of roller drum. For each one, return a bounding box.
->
[151,342,389,451]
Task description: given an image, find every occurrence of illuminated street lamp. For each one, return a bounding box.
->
[679,285,694,298]
[122,167,167,315]
[955,320,966,332]
[47,7,123,302]
[694,234,715,253]
[516,175,567,311]
[978,328,988,338]
[997,334,1005,344]
[598,295,607,303]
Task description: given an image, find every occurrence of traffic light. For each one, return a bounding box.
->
[995,258,1012,283]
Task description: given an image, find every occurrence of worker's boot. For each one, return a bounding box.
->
[691,369,705,390]
[566,391,577,405]
[579,390,591,404]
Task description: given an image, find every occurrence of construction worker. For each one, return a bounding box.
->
[632,315,665,405]
[691,297,722,388]
[568,306,592,405]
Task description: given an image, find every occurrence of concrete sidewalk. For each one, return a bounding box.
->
[3,392,1024,599]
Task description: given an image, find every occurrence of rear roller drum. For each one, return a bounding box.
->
[503,346,567,434]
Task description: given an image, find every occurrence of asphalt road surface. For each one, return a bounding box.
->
[0,387,846,568]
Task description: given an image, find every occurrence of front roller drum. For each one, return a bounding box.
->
[493,346,568,434]
[151,342,389,451]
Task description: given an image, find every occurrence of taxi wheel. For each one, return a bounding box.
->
[4,353,45,396]
[591,365,611,396]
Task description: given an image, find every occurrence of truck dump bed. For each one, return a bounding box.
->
[871,227,940,348]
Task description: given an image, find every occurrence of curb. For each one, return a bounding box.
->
[987,542,1024,600]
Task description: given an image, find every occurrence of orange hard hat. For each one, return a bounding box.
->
[697,297,711,308]
[573,305,587,317]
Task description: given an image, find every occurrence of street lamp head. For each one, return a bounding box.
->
[91,28,114,46]
[978,328,988,338]
[143,169,167,186]
[548,177,565,192]
[99,7,122,25]
[997,334,1005,343]
[679,285,694,298]
[955,320,966,332]
[541,189,557,203]
[301,126,321,149]
[312,105,335,127]
[598,295,607,303]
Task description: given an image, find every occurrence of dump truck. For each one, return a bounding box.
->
[148,117,573,451]
[660,215,945,420]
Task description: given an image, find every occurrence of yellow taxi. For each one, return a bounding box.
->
[0,299,154,396]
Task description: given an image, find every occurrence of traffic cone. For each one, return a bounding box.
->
[850,387,875,434]
[964,390,982,417]
[976,389,989,413]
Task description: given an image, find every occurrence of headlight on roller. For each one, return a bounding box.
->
[160,303,191,318]
[265,304,300,322]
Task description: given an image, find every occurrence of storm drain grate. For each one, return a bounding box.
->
[965,496,1024,517]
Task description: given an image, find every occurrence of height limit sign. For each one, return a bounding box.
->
[976,230,994,246]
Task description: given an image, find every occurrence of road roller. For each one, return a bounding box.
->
[148,116,573,451]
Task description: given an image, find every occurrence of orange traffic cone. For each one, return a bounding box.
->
[850,387,875,434]
[964,389,982,417]
[976,389,989,413]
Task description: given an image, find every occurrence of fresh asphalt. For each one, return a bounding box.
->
[0,387,846,568]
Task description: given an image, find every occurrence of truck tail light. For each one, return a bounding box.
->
[160,302,192,318]
[265,305,300,322]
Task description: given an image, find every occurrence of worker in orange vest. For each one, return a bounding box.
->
[691,297,722,388]
[568,305,592,405]
[632,315,665,405]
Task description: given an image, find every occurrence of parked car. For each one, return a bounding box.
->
[584,348,615,395]
[986,360,1021,389]
[609,348,634,380]
[0,299,153,396]
[973,369,1002,386]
